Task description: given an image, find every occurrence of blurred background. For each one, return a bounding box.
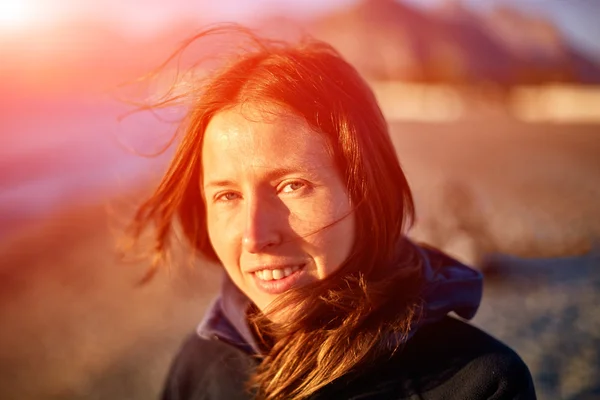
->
[1,0,599,399]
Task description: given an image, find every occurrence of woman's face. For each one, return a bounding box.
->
[202,104,356,313]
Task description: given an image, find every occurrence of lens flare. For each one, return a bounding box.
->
[0,1,35,30]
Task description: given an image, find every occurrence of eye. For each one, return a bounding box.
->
[280,181,306,193]
[215,191,241,202]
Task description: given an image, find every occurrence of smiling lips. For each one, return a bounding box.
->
[251,264,306,294]
[255,265,302,281]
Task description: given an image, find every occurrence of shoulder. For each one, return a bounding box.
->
[315,316,536,399]
[160,333,257,400]
[400,316,537,399]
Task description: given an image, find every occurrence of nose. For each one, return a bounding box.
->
[242,196,283,253]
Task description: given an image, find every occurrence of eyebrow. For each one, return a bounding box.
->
[203,166,323,190]
[203,179,237,190]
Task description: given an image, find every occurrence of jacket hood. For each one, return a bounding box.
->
[197,240,483,355]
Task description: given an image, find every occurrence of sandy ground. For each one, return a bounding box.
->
[0,120,599,400]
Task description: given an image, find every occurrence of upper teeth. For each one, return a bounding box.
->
[256,265,301,281]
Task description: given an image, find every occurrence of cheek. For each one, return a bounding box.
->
[287,201,331,234]
[327,212,356,258]
[206,209,239,263]
[306,212,355,279]
[292,194,355,263]
[287,186,352,232]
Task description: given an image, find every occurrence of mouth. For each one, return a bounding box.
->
[251,263,306,295]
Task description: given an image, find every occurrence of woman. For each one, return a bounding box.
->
[128,25,536,399]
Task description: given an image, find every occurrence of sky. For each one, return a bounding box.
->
[0,0,599,61]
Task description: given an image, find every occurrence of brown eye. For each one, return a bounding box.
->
[281,181,305,193]
[216,192,241,202]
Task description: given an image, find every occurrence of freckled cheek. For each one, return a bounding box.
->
[206,211,243,265]
[286,200,333,237]
[320,215,356,276]
[287,195,353,245]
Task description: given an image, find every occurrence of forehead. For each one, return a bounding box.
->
[202,104,333,173]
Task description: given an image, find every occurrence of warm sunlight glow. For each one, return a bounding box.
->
[0,1,35,30]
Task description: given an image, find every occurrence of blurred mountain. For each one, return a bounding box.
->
[2,0,599,93]
[307,0,514,83]
[479,5,582,84]
[301,0,600,85]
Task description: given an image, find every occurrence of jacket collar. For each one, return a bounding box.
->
[196,275,262,354]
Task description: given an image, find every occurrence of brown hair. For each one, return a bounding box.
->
[127,24,424,400]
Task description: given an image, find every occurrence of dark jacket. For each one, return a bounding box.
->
[162,243,536,399]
